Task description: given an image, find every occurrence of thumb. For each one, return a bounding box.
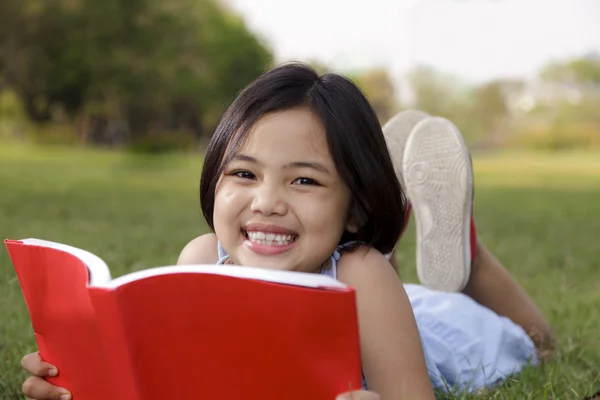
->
[22,376,71,400]
[336,390,381,400]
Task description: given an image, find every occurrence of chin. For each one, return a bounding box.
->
[247,259,291,271]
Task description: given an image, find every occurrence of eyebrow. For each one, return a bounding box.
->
[286,161,331,174]
[230,154,331,174]
[230,154,257,163]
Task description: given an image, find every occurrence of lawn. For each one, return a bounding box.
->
[0,144,599,399]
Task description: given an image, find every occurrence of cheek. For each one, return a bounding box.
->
[213,184,246,223]
[295,192,350,233]
[215,182,243,207]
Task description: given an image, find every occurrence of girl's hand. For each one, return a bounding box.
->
[21,351,379,400]
[21,352,71,400]
[336,390,381,399]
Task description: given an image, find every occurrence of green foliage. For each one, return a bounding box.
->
[2,0,599,154]
[127,130,197,154]
[407,66,471,118]
[353,68,399,124]
[28,123,81,146]
[307,59,331,75]
[541,56,600,85]
[509,56,600,151]
[508,121,600,151]
[404,56,600,151]
[0,0,273,148]
[0,90,31,139]
[406,66,479,141]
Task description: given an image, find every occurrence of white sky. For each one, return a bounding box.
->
[225,0,600,89]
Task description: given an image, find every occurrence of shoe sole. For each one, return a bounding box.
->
[402,117,473,292]
[382,110,430,261]
[382,110,430,189]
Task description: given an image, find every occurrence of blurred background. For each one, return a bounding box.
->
[1,0,599,151]
[1,1,599,398]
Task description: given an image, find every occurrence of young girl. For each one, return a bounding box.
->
[19,64,554,400]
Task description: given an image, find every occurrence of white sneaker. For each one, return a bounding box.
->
[383,110,430,190]
[402,117,474,292]
[382,110,430,261]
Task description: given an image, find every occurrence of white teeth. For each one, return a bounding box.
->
[246,231,296,246]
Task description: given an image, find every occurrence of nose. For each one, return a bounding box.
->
[250,182,287,216]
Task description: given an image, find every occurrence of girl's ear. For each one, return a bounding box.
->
[346,201,368,233]
[346,216,359,233]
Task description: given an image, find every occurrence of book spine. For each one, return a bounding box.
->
[88,287,140,400]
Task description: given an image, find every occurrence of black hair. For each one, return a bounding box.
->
[200,62,406,255]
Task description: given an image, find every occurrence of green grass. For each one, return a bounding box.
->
[1,143,599,399]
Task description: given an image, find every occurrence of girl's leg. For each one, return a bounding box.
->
[463,238,556,361]
[386,205,411,271]
[401,116,555,361]
[402,117,474,292]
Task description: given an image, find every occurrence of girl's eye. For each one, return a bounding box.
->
[233,170,255,180]
[293,177,319,186]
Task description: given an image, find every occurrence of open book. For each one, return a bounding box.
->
[5,238,362,400]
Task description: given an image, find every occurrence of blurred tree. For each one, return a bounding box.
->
[407,65,478,141]
[538,55,600,124]
[354,68,398,123]
[0,0,272,148]
[469,79,524,145]
[307,59,330,75]
[407,66,460,117]
[541,55,600,86]
[506,55,600,150]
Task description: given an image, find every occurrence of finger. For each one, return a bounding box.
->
[336,390,381,400]
[22,376,71,400]
[21,352,58,377]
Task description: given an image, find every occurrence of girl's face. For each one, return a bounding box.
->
[213,108,355,273]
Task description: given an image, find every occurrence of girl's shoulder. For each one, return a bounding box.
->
[177,233,219,265]
[336,244,401,287]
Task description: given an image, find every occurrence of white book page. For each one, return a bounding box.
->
[17,239,347,290]
[95,264,348,290]
[19,238,112,285]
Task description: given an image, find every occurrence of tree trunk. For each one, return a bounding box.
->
[20,91,52,122]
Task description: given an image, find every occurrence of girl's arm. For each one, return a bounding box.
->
[337,246,435,400]
[177,234,219,265]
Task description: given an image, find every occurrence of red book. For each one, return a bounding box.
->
[5,238,362,400]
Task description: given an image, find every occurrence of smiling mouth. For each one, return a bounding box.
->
[243,230,298,246]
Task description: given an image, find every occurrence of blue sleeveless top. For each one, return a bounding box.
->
[217,241,343,279]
